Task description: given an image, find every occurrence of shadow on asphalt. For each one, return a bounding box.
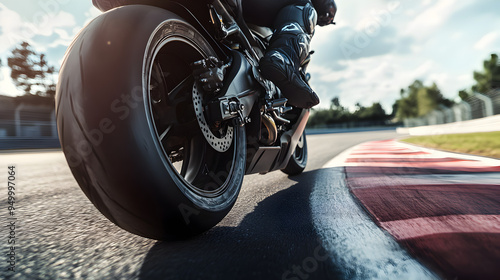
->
[138,170,341,280]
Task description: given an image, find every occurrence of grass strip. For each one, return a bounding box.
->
[401,131,500,159]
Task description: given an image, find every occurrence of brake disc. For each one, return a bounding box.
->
[192,83,233,152]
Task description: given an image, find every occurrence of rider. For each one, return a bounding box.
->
[243,0,337,109]
[91,0,337,108]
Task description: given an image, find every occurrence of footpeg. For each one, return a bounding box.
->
[266,98,291,124]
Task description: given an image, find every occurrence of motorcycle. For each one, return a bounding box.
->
[56,0,310,240]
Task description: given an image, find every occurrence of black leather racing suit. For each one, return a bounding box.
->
[253,0,337,108]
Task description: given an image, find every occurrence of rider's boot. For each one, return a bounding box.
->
[259,3,319,109]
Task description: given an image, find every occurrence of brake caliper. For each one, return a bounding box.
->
[191,56,228,93]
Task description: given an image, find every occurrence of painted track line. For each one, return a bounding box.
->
[332,139,500,279]
[310,145,438,280]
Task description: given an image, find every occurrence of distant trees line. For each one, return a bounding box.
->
[307,98,392,128]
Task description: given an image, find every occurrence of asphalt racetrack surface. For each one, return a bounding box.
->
[2,129,497,279]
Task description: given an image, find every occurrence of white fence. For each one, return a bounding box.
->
[403,89,500,127]
[398,114,500,136]
[0,104,57,139]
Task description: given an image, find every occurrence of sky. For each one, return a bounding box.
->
[0,0,499,113]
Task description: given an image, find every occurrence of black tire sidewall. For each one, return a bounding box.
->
[282,132,308,175]
[56,5,244,239]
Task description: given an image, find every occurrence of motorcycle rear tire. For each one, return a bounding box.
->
[56,5,246,240]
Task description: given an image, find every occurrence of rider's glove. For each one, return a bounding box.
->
[312,0,337,26]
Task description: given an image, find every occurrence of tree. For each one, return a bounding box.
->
[330,97,340,109]
[417,82,453,116]
[472,53,500,93]
[366,102,387,120]
[396,80,453,120]
[352,102,387,121]
[390,101,398,118]
[458,89,471,101]
[395,80,420,119]
[7,41,56,97]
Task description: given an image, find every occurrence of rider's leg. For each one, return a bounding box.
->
[243,0,319,109]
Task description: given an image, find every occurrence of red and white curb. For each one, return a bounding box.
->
[311,143,438,279]
[312,140,500,279]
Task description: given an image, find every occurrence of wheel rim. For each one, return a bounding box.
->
[146,35,238,198]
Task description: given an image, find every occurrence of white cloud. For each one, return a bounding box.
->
[423,72,473,101]
[0,3,25,53]
[422,0,433,6]
[310,55,404,111]
[405,0,472,40]
[474,31,500,51]
[30,11,76,37]
[410,60,435,81]
[0,3,80,96]
[307,0,499,111]
[84,5,102,26]
[0,3,77,53]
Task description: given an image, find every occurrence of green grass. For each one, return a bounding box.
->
[401,131,500,159]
